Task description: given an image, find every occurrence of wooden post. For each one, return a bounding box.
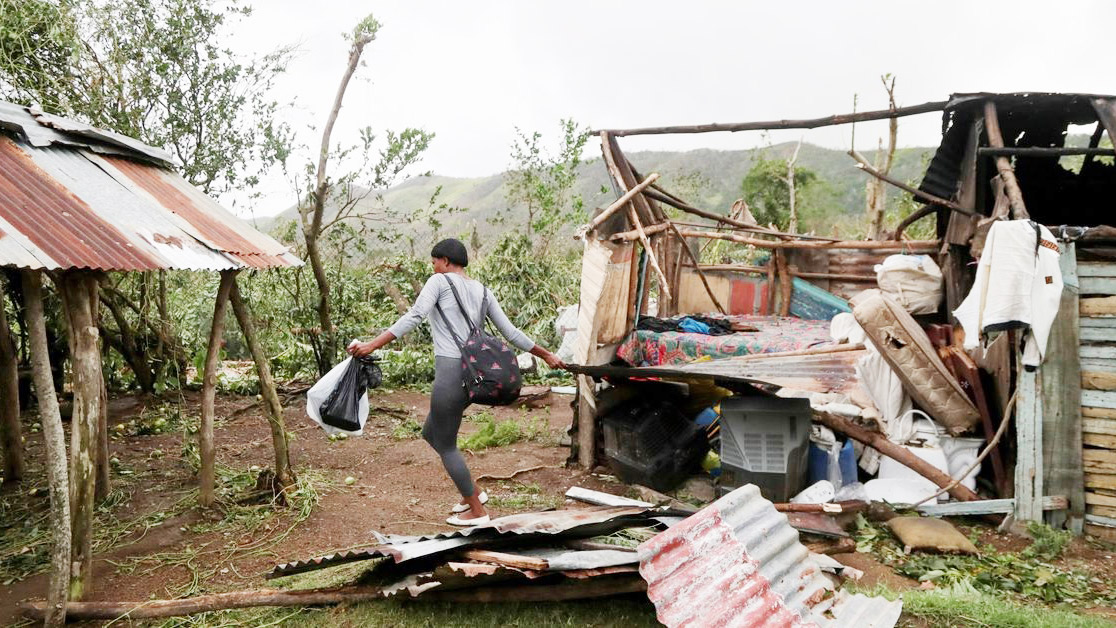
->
[87,275,109,502]
[582,172,660,234]
[199,271,237,507]
[0,282,24,481]
[58,271,102,599]
[776,250,792,316]
[982,100,1030,219]
[229,279,294,491]
[1015,366,1044,523]
[22,270,71,626]
[667,222,726,314]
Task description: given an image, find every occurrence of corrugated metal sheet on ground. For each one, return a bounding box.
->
[0,101,299,271]
[638,484,901,628]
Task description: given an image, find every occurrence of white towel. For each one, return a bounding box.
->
[953,220,1063,368]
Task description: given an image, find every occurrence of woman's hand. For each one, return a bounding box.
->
[347,340,376,357]
[541,351,567,371]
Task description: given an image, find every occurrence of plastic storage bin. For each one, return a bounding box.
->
[807,439,857,486]
[718,396,811,502]
[601,398,708,492]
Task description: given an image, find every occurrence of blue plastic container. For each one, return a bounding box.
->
[807,440,857,486]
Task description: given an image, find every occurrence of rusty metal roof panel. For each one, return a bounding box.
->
[0,120,300,271]
[637,484,900,628]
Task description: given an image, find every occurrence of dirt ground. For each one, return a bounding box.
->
[3,387,1116,626]
[0,386,625,624]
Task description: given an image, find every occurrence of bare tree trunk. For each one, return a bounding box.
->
[299,27,378,377]
[383,282,411,315]
[786,138,803,234]
[228,280,294,492]
[865,76,898,240]
[23,270,71,626]
[98,288,155,393]
[57,272,102,600]
[199,271,237,507]
[0,283,24,481]
[86,276,109,503]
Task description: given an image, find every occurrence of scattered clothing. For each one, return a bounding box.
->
[953,220,1063,369]
[636,315,734,336]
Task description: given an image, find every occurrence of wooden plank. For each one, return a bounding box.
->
[1084,371,1116,391]
[460,550,549,571]
[1084,448,1116,473]
[1084,418,1116,436]
[1082,390,1116,410]
[1081,327,1116,342]
[1078,262,1116,278]
[1080,345,1116,360]
[1081,317,1116,328]
[918,496,1067,517]
[1084,433,1116,449]
[1043,242,1082,530]
[1086,522,1116,543]
[1085,491,1116,508]
[1085,473,1116,491]
[1089,504,1116,519]
[1084,406,1116,420]
[1081,359,1116,374]
[1015,368,1044,522]
[1081,276,1116,295]
[1081,296,1116,317]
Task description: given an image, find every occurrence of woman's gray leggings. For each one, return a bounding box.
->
[423,356,474,497]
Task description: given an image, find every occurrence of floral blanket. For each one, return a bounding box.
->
[616,315,833,366]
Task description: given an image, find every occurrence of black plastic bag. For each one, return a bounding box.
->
[318,356,382,432]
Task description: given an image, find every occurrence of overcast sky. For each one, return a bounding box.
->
[230,0,1115,216]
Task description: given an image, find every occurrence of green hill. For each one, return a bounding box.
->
[260,141,936,246]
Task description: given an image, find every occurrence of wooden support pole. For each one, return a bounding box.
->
[667,221,725,314]
[582,172,660,234]
[979,146,1116,157]
[199,271,237,507]
[596,99,948,137]
[0,282,24,481]
[641,186,834,241]
[982,100,1030,219]
[848,150,971,214]
[814,410,980,502]
[776,250,792,316]
[626,208,672,302]
[57,271,102,600]
[87,275,109,502]
[674,228,939,251]
[229,279,294,492]
[21,270,71,626]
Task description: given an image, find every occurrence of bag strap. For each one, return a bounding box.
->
[443,274,488,333]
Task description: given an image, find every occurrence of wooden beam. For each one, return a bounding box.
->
[979,146,1116,157]
[641,187,834,242]
[199,271,237,507]
[460,550,549,571]
[596,99,948,137]
[983,100,1030,219]
[674,228,939,251]
[21,270,71,626]
[917,496,1068,517]
[848,150,971,213]
[666,221,725,314]
[625,206,671,302]
[791,270,876,282]
[583,172,660,234]
[1015,367,1043,522]
[608,221,671,241]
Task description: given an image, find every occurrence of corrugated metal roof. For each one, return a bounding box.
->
[638,484,901,628]
[0,101,299,271]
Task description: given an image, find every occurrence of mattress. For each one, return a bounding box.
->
[616,315,833,367]
[853,291,979,434]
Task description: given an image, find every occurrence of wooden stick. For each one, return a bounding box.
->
[627,207,672,301]
[583,172,660,233]
[848,150,970,213]
[891,204,937,241]
[814,411,979,502]
[460,550,549,571]
[685,263,768,275]
[792,271,876,282]
[982,100,1029,219]
[596,99,948,137]
[727,343,865,361]
[979,146,1116,157]
[675,228,939,252]
[641,186,835,241]
[777,251,792,316]
[766,259,776,315]
[774,500,868,513]
[609,221,671,241]
[419,576,647,602]
[20,586,390,621]
[22,270,71,626]
[668,221,726,314]
[199,270,237,507]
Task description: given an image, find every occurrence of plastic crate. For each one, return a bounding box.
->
[601,399,708,492]
[717,396,811,502]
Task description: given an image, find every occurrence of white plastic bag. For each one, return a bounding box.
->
[306,357,369,437]
[875,254,943,315]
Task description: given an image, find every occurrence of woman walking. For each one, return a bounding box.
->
[348,239,566,525]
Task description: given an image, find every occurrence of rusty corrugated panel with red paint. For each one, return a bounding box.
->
[638,484,901,627]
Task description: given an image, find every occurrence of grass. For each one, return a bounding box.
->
[391,418,424,440]
[487,482,564,511]
[458,412,550,452]
[855,584,1116,628]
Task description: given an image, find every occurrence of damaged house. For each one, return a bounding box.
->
[569,92,1116,542]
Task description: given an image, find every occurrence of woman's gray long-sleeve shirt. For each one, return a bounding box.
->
[387,273,535,359]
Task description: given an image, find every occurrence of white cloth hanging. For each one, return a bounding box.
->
[953,220,1063,369]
